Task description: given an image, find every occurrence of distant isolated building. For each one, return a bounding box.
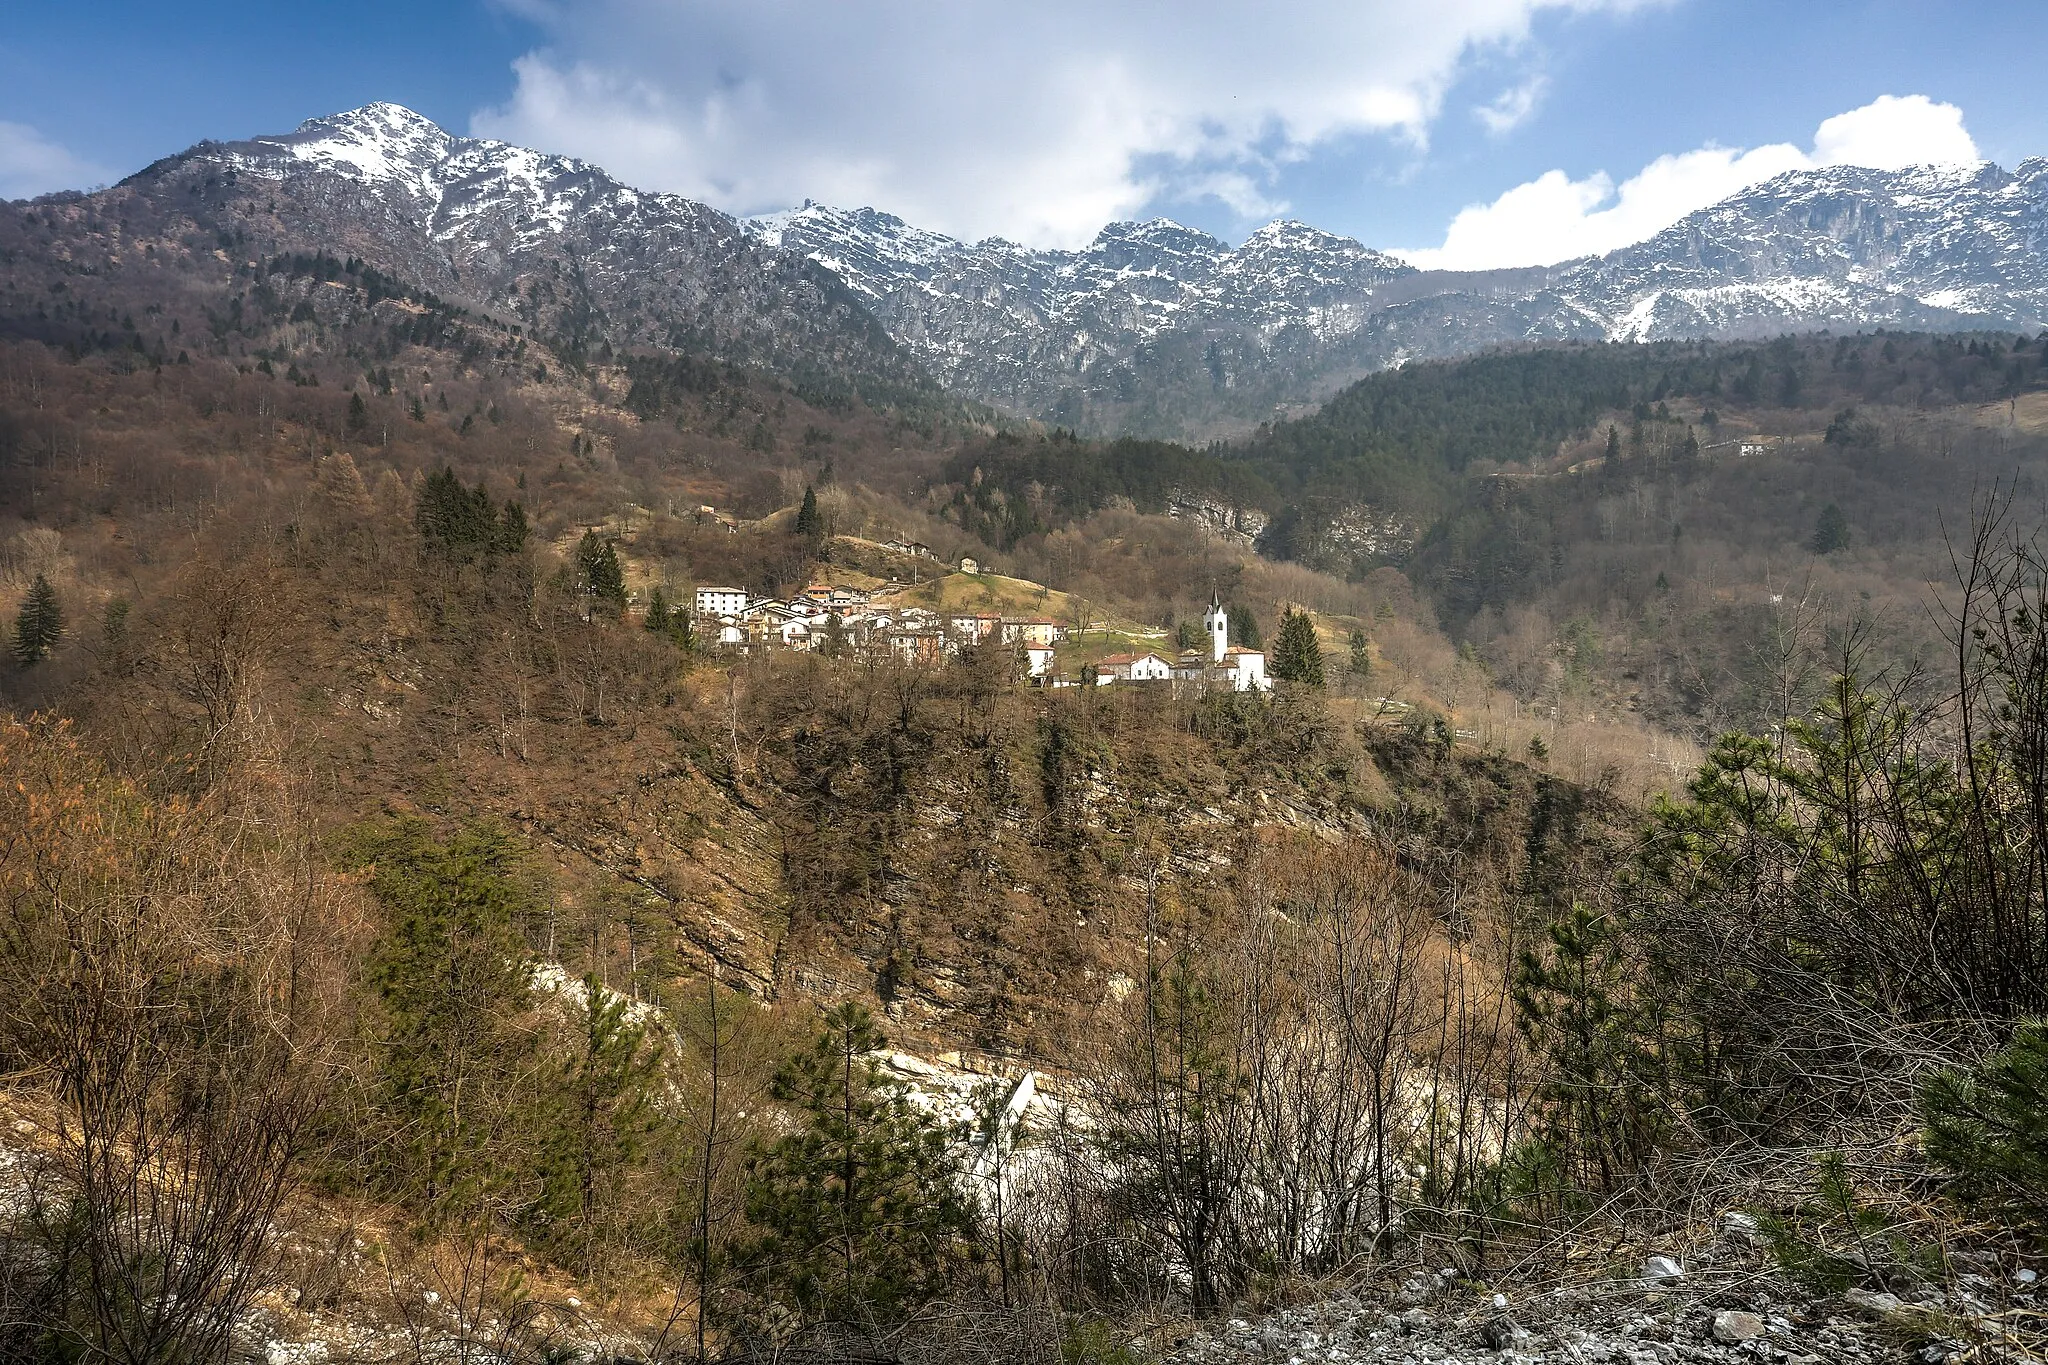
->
[695,585,748,617]
[958,555,981,575]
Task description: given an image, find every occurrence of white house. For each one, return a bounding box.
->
[1024,643,1056,678]
[948,612,1003,646]
[1218,645,1268,692]
[1099,651,1175,683]
[695,585,749,618]
[1001,617,1063,647]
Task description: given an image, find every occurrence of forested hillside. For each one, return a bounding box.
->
[952,331,2048,736]
[4,169,2048,1363]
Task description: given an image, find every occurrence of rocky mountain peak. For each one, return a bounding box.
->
[262,102,460,206]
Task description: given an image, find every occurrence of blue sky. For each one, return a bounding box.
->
[2,1,2043,266]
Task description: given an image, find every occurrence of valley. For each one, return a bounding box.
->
[1,100,2046,1365]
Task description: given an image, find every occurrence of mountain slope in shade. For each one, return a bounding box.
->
[1,103,940,408]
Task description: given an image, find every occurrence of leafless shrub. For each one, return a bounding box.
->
[0,716,362,1363]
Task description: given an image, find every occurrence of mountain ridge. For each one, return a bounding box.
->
[15,103,2048,441]
[748,156,2048,436]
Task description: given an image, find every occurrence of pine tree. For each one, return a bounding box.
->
[1270,609,1324,686]
[1604,425,1621,464]
[1227,604,1261,650]
[530,978,664,1270]
[738,1003,970,1330]
[1348,629,1371,678]
[794,484,823,538]
[644,585,672,633]
[1921,1021,2048,1231]
[417,466,525,562]
[496,500,529,555]
[346,390,370,435]
[351,819,541,1218]
[12,573,61,666]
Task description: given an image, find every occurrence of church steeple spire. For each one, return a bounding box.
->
[1203,589,1229,664]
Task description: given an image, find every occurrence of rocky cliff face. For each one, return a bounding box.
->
[1558,160,2048,341]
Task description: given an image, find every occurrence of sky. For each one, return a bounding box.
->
[1,1,2043,269]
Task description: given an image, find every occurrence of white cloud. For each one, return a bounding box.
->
[1811,93,1978,170]
[0,121,114,201]
[1400,93,1980,270]
[1475,75,1549,134]
[474,0,1649,248]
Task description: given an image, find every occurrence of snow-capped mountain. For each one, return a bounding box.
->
[749,160,2048,437]
[1555,160,2048,340]
[9,104,2045,441]
[83,104,934,400]
[746,205,1418,436]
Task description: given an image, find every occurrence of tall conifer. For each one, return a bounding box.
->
[12,574,61,666]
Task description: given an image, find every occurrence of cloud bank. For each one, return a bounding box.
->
[475,0,1644,248]
[1399,93,1980,269]
[0,121,114,201]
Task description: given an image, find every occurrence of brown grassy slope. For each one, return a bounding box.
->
[0,343,1640,1066]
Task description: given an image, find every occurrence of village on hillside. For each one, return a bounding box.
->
[686,554,1271,691]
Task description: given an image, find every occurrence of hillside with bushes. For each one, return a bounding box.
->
[1,244,2046,1363]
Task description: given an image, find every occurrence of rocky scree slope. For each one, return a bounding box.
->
[7,103,937,405]
[753,160,2048,438]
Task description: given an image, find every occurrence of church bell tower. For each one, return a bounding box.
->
[1204,590,1228,664]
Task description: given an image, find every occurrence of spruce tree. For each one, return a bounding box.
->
[12,574,61,666]
[739,1003,969,1330]
[1811,503,1850,555]
[1271,609,1324,686]
[1226,604,1261,650]
[644,586,672,633]
[496,500,530,555]
[794,484,823,539]
[346,390,370,435]
[577,530,628,616]
[1348,629,1371,678]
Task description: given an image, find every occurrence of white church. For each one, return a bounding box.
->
[1177,591,1268,692]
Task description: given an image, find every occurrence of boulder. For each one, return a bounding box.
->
[1641,1255,1684,1286]
[1842,1287,1905,1317]
[1711,1310,1765,1343]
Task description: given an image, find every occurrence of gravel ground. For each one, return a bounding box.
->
[1167,1235,2046,1365]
